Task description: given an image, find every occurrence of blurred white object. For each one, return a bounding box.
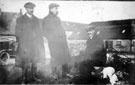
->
[43,37,51,59]
[43,37,51,65]
[65,31,73,39]
[6,58,15,65]
[110,74,118,85]
[102,67,118,85]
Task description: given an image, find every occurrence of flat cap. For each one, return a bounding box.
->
[49,3,59,9]
[24,2,36,8]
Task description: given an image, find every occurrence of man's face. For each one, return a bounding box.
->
[50,7,58,15]
[25,8,34,15]
[88,30,95,39]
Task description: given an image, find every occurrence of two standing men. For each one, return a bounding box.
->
[15,2,71,79]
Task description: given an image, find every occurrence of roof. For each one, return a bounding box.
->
[90,19,134,26]
[89,19,135,39]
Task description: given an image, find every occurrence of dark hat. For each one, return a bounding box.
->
[49,3,59,9]
[86,25,96,32]
[24,2,36,9]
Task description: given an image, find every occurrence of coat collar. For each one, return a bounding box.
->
[23,13,36,21]
[26,13,33,18]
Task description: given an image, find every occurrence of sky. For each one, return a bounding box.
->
[0,0,135,24]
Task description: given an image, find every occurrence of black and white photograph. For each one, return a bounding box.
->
[0,0,135,84]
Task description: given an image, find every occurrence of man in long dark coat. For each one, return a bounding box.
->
[15,2,44,82]
[42,3,71,73]
[83,27,106,66]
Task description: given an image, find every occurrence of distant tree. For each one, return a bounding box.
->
[0,12,8,31]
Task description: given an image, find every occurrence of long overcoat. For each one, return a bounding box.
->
[42,13,71,66]
[15,14,44,63]
[83,33,106,66]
